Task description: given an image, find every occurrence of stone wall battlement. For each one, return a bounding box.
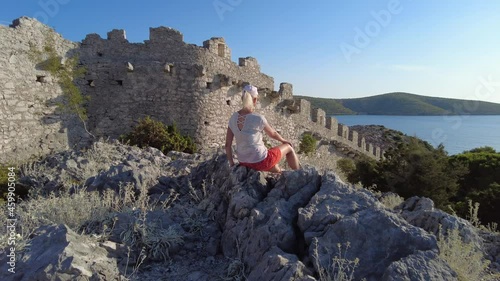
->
[286,98,382,159]
[0,17,382,164]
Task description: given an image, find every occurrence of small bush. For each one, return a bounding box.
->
[299,133,317,155]
[312,239,360,281]
[380,193,404,209]
[438,227,500,281]
[0,166,29,205]
[120,220,184,262]
[121,116,197,154]
[337,158,356,176]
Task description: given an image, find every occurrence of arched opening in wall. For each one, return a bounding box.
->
[217,44,225,57]
[226,100,231,106]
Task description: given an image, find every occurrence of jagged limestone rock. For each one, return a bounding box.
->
[0,224,122,281]
[381,250,458,281]
[10,141,499,280]
[247,247,315,281]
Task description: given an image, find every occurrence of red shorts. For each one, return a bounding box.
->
[240,147,282,171]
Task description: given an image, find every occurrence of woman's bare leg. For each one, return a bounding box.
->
[277,143,300,170]
[268,165,282,173]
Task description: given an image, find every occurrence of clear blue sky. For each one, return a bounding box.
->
[2,0,500,104]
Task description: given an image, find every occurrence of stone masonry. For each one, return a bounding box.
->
[0,17,382,165]
[0,17,87,164]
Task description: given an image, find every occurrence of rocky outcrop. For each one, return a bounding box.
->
[2,141,498,280]
[0,224,121,281]
[349,125,408,152]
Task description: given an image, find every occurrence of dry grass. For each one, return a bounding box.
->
[120,218,184,262]
[0,176,171,252]
[222,259,246,281]
[380,193,404,210]
[438,226,500,281]
[312,239,362,281]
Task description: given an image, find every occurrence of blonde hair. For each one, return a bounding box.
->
[241,90,255,111]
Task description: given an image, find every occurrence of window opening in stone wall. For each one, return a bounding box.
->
[97,52,103,57]
[226,100,231,106]
[206,82,212,89]
[217,44,225,57]
[36,75,46,83]
[87,80,95,87]
[116,80,123,86]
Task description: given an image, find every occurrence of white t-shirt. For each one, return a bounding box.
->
[228,112,268,163]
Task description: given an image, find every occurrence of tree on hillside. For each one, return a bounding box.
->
[339,138,467,209]
[450,147,500,225]
[379,140,467,208]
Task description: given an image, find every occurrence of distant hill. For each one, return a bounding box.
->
[295,92,500,115]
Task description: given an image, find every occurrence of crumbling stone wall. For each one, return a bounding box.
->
[0,17,382,165]
[0,17,87,164]
[77,30,273,144]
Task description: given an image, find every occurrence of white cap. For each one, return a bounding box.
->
[243,85,259,98]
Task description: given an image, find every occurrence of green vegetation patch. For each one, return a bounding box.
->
[299,133,317,156]
[121,116,197,154]
[28,31,92,135]
[299,92,500,115]
[449,147,500,225]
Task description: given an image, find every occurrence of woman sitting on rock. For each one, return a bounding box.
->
[225,85,300,173]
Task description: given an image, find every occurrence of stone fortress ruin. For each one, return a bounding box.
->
[0,17,383,165]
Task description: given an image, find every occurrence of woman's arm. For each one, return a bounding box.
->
[264,123,293,146]
[225,127,235,166]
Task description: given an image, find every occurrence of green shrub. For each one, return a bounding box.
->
[0,166,29,205]
[338,156,378,187]
[121,116,197,154]
[29,31,91,136]
[337,158,356,177]
[299,133,317,155]
[342,138,467,209]
[449,148,500,225]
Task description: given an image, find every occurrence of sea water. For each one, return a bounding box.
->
[333,115,500,155]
